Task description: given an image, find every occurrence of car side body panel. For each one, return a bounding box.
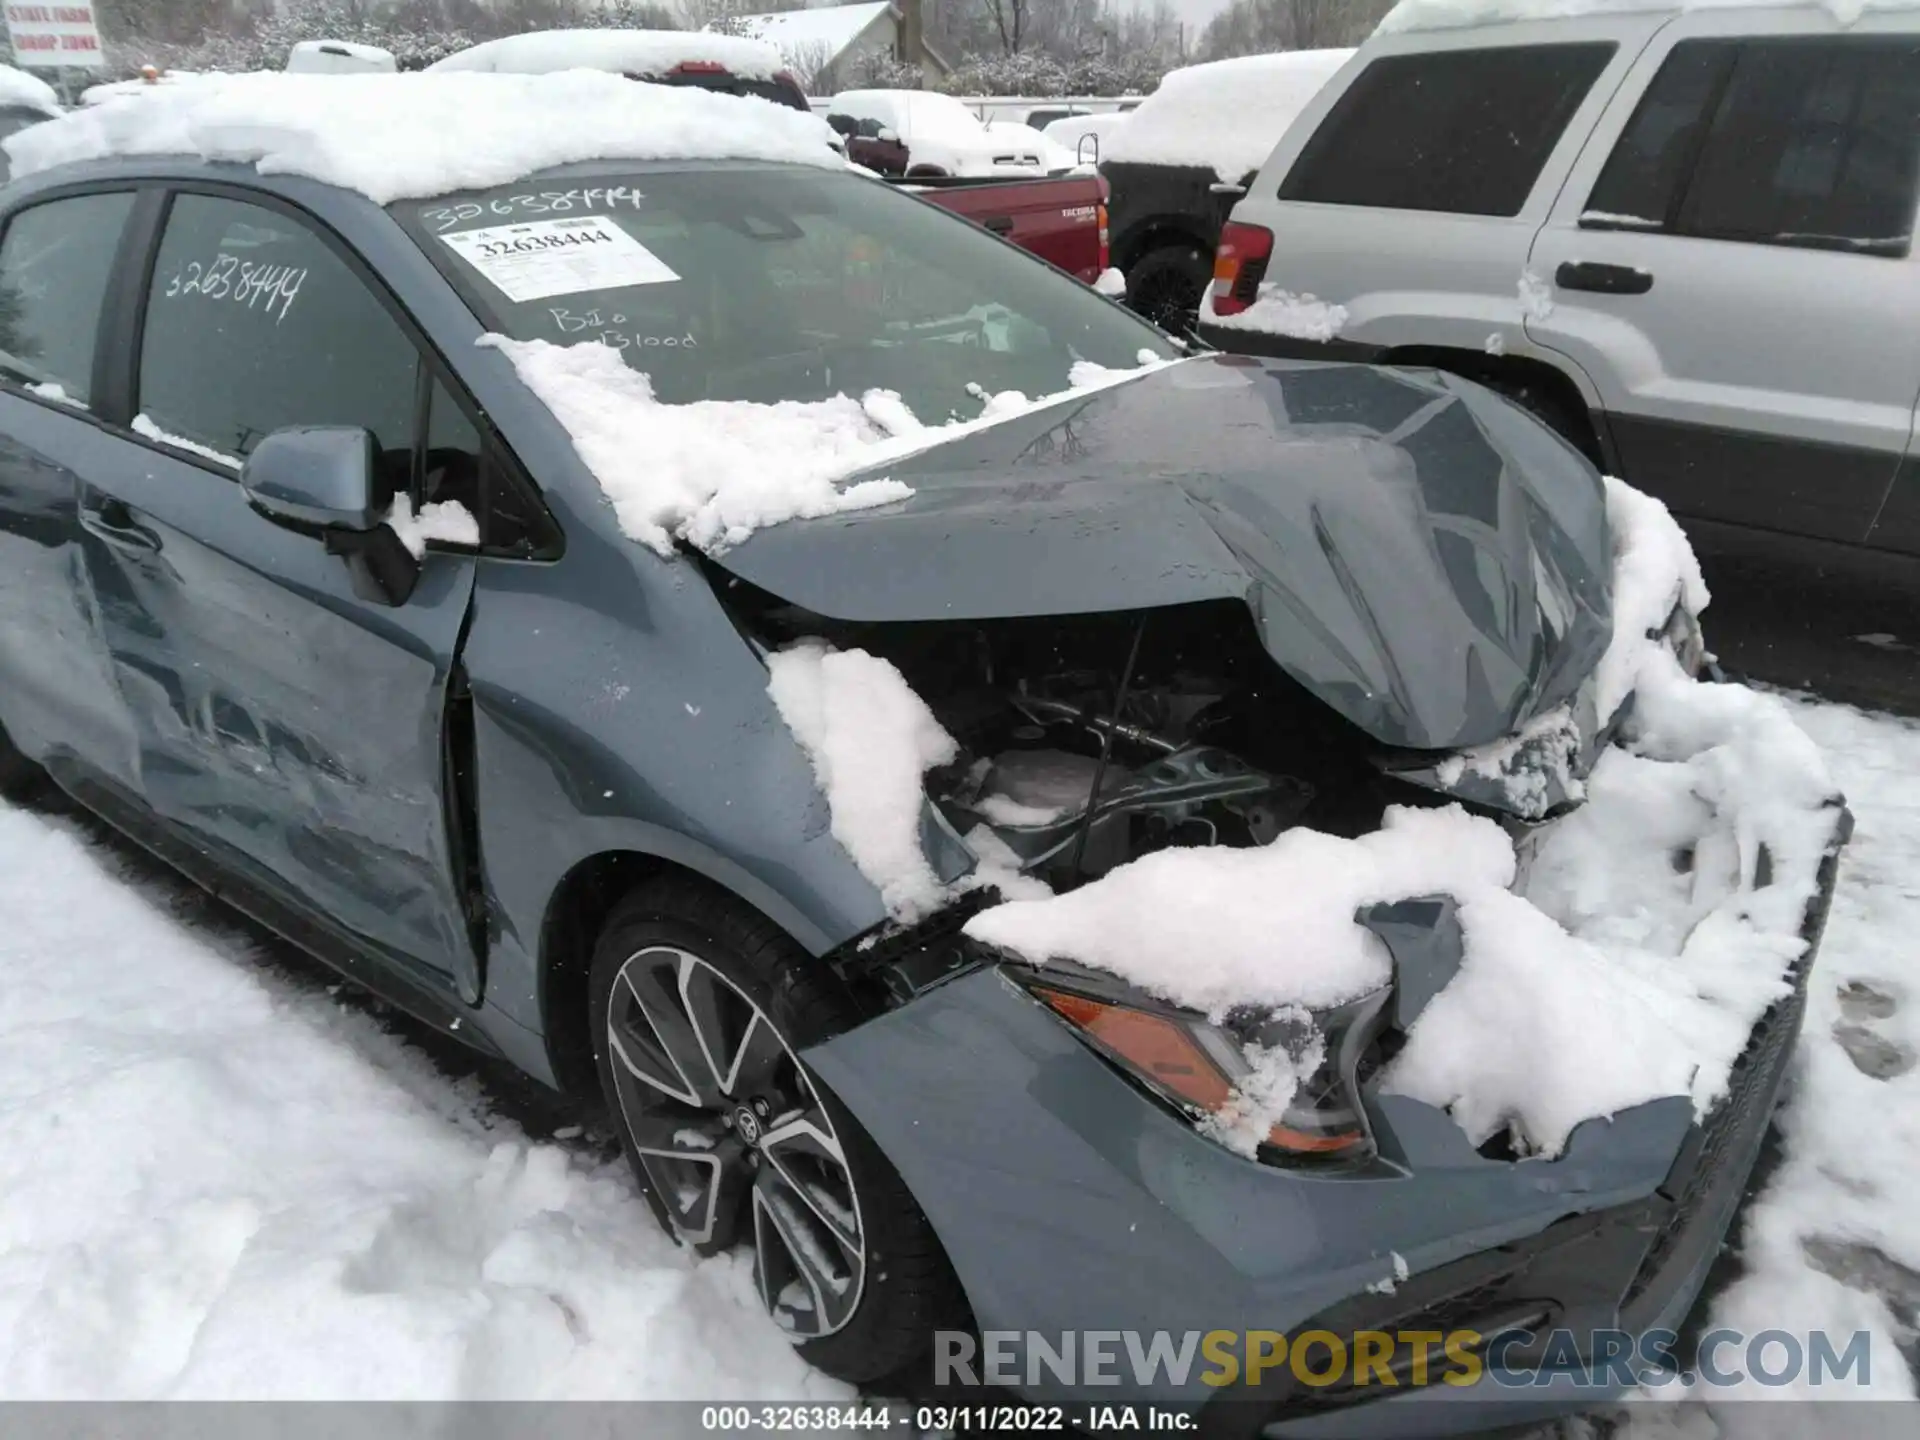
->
[0,395,147,790]
[1522,5,1920,548]
[1206,17,1668,365]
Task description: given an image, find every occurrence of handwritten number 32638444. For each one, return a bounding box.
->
[164,252,308,324]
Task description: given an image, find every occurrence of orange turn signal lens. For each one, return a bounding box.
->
[1031,985,1364,1156]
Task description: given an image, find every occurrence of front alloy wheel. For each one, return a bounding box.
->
[589,877,968,1382]
[604,944,864,1336]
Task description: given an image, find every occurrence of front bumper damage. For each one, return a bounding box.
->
[802,799,1852,1434]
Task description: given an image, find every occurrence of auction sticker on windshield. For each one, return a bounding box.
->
[439,216,678,302]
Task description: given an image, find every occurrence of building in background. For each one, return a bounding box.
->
[709,0,949,92]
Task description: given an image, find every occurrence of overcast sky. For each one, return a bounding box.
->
[1116,0,1232,38]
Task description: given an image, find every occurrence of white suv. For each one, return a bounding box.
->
[1203,2,1920,577]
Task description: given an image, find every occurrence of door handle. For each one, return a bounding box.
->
[79,494,162,553]
[983,216,1015,235]
[1554,261,1653,295]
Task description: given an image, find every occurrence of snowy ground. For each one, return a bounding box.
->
[1,691,1918,1425]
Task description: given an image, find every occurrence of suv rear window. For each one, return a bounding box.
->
[1278,43,1616,216]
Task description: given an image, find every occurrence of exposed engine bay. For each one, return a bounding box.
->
[718,578,1571,892]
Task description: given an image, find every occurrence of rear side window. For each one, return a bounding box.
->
[1279,43,1616,216]
[136,192,418,477]
[0,191,133,406]
[1583,41,1735,227]
[1687,38,1920,254]
[1586,38,1920,255]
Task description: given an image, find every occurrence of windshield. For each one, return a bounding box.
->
[397,166,1172,419]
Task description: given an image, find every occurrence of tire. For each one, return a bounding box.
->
[0,722,46,801]
[1125,242,1210,336]
[589,876,968,1384]
[1482,374,1604,468]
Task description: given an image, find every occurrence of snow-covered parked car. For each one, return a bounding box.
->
[826,88,1053,177]
[1042,107,1131,166]
[428,28,813,112]
[1102,47,1353,331]
[286,39,397,74]
[0,69,1853,1429]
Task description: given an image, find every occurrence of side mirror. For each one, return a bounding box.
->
[241,426,382,532]
[1077,134,1099,166]
[241,425,420,607]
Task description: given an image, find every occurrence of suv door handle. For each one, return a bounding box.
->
[1555,261,1654,295]
[982,216,1015,235]
[79,493,162,553]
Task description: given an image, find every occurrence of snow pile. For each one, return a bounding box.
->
[1431,701,1585,819]
[1202,286,1349,341]
[1597,474,1710,720]
[1042,111,1131,166]
[427,29,788,81]
[1092,267,1127,298]
[967,805,1515,1016]
[766,642,959,923]
[1518,268,1556,321]
[0,803,842,1400]
[967,484,1844,1157]
[133,414,240,470]
[484,334,1176,556]
[0,64,60,118]
[4,70,840,201]
[766,643,1048,922]
[1103,49,1353,180]
[385,495,480,558]
[1379,0,1920,32]
[1648,696,1920,1414]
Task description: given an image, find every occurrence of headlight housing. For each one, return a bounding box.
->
[1010,963,1387,1165]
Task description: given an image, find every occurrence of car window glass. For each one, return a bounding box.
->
[1278,43,1616,216]
[137,193,418,482]
[421,378,556,556]
[396,168,1171,421]
[1679,38,1920,255]
[0,191,133,406]
[1583,40,1736,228]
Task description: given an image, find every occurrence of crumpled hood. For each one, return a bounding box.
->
[712,355,1614,752]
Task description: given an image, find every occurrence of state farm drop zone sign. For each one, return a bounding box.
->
[5,2,106,68]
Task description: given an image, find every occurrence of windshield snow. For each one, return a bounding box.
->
[396,166,1172,416]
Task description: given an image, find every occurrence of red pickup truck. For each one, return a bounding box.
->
[903,173,1111,285]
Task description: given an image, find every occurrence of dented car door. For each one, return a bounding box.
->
[77,188,483,998]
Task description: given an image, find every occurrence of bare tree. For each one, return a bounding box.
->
[676,0,799,33]
[1197,0,1393,61]
[980,0,1025,55]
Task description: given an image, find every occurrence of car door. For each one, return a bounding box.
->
[78,186,485,999]
[1236,26,1633,357]
[0,188,147,792]
[1526,21,1920,545]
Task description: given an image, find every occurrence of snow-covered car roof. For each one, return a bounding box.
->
[0,63,61,118]
[426,28,788,81]
[286,38,397,72]
[2,70,841,204]
[1101,48,1354,180]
